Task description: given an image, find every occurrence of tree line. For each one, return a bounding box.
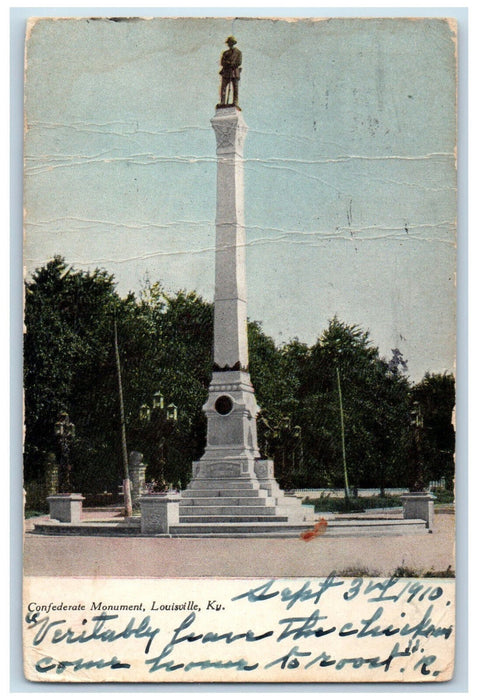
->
[24,257,455,498]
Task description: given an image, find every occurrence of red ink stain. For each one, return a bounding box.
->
[300,518,328,541]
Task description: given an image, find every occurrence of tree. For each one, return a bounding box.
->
[249,318,412,490]
[409,373,455,489]
[249,324,309,488]
[25,258,455,500]
[290,318,411,490]
[24,257,122,490]
[130,286,213,487]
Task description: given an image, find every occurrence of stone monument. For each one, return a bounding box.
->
[170,41,315,534]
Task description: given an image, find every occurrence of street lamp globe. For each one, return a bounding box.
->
[167,403,178,422]
[153,391,164,410]
[139,404,151,422]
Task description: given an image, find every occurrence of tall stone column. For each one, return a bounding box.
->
[212,106,248,371]
[193,106,261,482]
[177,101,315,530]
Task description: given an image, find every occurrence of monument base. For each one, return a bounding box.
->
[174,456,315,535]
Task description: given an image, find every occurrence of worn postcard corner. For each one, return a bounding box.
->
[22,15,457,684]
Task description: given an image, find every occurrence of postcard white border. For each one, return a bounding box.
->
[9,3,469,695]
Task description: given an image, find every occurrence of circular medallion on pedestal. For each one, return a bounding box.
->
[215,395,233,415]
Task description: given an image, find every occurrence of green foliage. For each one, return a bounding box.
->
[408,373,455,490]
[251,316,412,490]
[24,257,120,487]
[24,480,49,513]
[24,259,456,498]
[24,257,212,495]
[432,488,455,504]
[303,495,403,513]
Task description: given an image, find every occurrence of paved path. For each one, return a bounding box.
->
[24,512,455,578]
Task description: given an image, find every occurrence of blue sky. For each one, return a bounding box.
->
[23,15,457,382]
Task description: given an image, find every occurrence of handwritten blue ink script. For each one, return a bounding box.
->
[23,575,455,683]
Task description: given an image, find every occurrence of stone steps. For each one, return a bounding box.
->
[179,515,289,523]
[178,492,316,528]
[182,489,268,498]
[325,518,427,536]
[184,479,260,489]
[170,518,428,537]
[179,505,277,516]
[170,522,310,535]
[181,497,274,506]
[32,515,429,538]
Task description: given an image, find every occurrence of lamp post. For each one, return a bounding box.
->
[139,391,178,490]
[336,365,350,502]
[113,313,133,517]
[409,401,425,491]
[332,336,351,502]
[54,411,75,493]
[292,424,303,474]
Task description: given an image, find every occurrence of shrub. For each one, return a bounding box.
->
[304,494,403,513]
[432,488,455,504]
[24,480,48,513]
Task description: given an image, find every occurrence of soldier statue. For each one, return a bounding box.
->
[219,36,242,107]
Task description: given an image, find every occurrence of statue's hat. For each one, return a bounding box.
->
[226,36,237,45]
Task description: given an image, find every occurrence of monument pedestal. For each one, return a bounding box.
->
[140,494,181,534]
[401,492,436,531]
[194,370,260,484]
[47,493,84,523]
